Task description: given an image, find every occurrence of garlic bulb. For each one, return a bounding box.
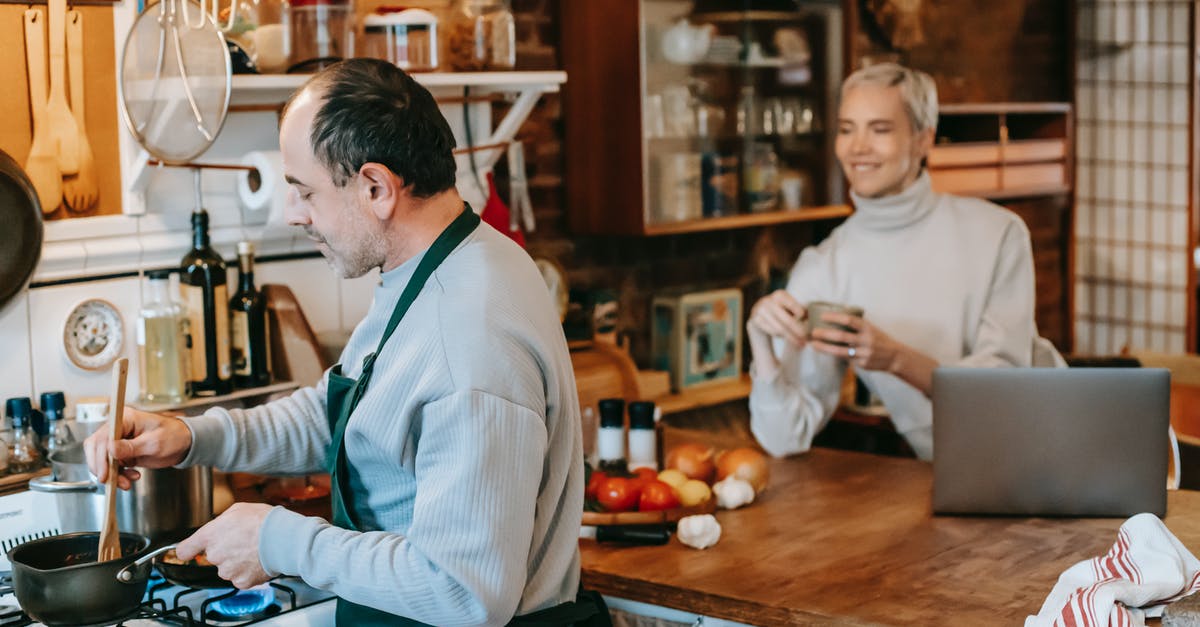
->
[677,514,721,549]
[713,476,755,510]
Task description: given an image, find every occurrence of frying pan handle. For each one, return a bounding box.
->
[115,544,177,582]
[28,475,101,493]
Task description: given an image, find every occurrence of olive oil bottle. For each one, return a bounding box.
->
[230,241,271,388]
[180,210,232,396]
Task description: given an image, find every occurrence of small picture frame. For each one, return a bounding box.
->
[652,288,743,391]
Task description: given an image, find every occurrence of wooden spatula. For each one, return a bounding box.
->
[23,9,61,214]
[62,10,97,213]
[46,0,80,175]
[98,358,129,562]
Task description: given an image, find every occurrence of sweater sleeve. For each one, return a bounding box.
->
[178,376,331,475]
[256,390,546,627]
[749,244,846,457]
[954,219,1036,368]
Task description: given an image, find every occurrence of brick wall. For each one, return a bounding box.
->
[502,1,843,367]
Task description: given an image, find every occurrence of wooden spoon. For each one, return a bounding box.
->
[98,358,129,563]
[22,9,62,214]
[46,0,80,175]
[62,10,98,213]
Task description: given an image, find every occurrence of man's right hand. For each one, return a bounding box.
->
[84,408,193,490]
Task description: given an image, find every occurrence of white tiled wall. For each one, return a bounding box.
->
[0,256,375,417]
[1074,0,1192,353]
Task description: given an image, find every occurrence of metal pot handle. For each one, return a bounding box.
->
[28,474,102,493]
[116,544,177,582]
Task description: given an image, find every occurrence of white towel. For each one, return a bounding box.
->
[1026,513,1200,627]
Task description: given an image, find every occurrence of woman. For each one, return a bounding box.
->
[747,63,1063,460]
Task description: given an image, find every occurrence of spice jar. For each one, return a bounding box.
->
[446,0,515,71]
[363,7,439,72]
[289,0,354,73]
[248,0,292,73]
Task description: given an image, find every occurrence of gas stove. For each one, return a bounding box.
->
[0,571,336,627]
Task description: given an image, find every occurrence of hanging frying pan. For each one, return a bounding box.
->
[0,148,44,309]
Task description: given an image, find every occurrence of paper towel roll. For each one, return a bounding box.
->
[237,150,288,226]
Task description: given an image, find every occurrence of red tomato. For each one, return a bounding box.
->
[585,470,608,501]
[595,477,641,512]
[638,479,681,512]
[630,467,658,489]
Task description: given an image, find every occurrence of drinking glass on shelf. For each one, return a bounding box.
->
[696,103,725,138]
[793,98,817,134]
[662,84,695,137]
[763,97,789,136]
[645,94,666,139]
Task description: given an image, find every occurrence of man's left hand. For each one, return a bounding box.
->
[176,502,274,590]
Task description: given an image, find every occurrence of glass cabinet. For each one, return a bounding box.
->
[563,0,846,236]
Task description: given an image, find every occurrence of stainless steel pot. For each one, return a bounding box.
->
[30,443,212,544]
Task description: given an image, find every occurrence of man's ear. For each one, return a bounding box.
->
[357,162,404,220]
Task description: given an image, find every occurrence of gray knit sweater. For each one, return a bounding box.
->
[180,222,584,626]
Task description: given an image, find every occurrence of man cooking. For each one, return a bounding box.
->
[85,59,597,626]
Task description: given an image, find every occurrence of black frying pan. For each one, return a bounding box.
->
[119,544,229,589]
[155,548,227,589]
[0,149,43,309]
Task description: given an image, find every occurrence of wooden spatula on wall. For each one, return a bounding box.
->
[98,358,129,562]
[62,10,97,213]
[23,9,61,214]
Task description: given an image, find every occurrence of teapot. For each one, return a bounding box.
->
[661,18,714,64]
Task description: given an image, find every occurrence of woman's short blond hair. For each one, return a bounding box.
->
[841,63,939,134]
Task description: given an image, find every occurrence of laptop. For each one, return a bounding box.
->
[932,367,1170,517]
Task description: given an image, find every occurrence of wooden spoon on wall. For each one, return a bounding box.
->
[23,9,61,214]
[63,10,97,213]
[98,358,129,562]
[46,0,80,175]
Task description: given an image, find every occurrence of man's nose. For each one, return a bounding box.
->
[282,188,309,226]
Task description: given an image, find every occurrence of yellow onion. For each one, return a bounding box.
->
[665,442,717,484]
[715,447,769,493]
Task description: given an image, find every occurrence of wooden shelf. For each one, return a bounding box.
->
[0,468,51,498]
[642,204,852,236]
[656,374,752,416]
[229,71,567,105]
[961,184,1072,201]
[129,381,300,414]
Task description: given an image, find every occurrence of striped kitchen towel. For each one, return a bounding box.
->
[1025,513,1200,627]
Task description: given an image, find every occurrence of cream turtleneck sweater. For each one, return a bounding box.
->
[749,172,1062,460]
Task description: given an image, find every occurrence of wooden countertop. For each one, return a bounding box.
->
[580,448,1200,626]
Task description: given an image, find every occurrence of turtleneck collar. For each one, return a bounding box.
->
[848,171,937,231]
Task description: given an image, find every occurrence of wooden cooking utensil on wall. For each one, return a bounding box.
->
[63,10,98,213]
[23,9,61,213]
[46,0,80,175]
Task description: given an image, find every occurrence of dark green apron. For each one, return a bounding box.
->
[323,206,606,627]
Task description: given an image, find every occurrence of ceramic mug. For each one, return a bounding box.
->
[805,301,864,346]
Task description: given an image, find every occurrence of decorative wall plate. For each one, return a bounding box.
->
[63,299,125,371]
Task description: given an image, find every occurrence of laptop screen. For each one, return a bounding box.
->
[932,367,1169,517]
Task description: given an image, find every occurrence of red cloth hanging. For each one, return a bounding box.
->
[479,171,525,247]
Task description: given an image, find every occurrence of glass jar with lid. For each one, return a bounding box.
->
[221,0,292,74]
[446,0,515,71]
[362,7,439,72]
[289,0,354,73]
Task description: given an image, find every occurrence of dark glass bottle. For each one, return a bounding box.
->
[180,210,232,396]
[39,391,74,459]
[230,241,271,388]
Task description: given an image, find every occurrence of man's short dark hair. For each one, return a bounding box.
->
[285,58,457,197]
